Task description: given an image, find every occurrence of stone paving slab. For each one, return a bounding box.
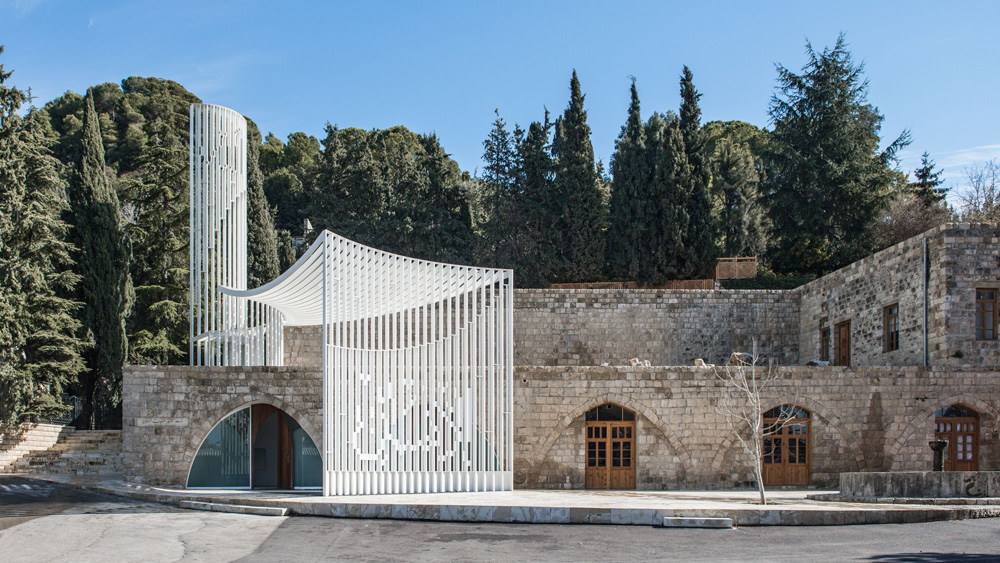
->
[13,473,1000,527]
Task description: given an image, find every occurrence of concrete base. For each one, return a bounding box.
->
[179,500,289,516]
[661,517,733,529]
[839,471,1000,499]
[14,473,1000,527]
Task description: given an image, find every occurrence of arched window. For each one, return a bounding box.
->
[584,403,636,490]
[188,405,322,489]
[762,405,811,487]
[935,405,979,471]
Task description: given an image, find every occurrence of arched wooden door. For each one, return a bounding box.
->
[762,406,811,487]
[585,403,636,490]
[935,405,979,471]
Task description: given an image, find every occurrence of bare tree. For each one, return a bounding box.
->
[870,191,953,250]
[713,340,795,505]
[959,160,1000,223]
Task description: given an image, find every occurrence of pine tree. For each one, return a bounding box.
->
[0,47,86,423]
[908,152,948,207]
[607,79,649,281]
[480,110,519,268]
[122,119,187,365]
[68,88,133,427]
[647,116,691,283]
[246,121,280,288]
[415,133,474,263]
[551,71,606,281]
[678,66,718,278]
[713,138,767,256]
[767,34,910,274]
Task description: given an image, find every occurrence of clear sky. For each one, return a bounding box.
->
[2,0,998,198]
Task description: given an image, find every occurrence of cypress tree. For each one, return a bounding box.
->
[607,79,649,281]
[713,138,767,256]
[517,113,556,287]
[678,66,719,278]
[277,229,296,272]
[416,133,475,263]
[908,152,948,207]
[551,70,606,282]
[0,47,86,423]
[68,88,133,428]
[647,116,691,283]
[246,121,280,288]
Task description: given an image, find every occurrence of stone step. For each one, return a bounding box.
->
[179,501,289,517]
[660,517,733,529]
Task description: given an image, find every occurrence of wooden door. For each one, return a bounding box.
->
[762,414,811,487]
[935,415,979,471]
[836,321,851,366]
[586,421,636,489]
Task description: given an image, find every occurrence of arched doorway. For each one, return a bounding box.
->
[584,403,636,490]
[762,405,811,487]
[935,405,979,471]
[187,404,322,489]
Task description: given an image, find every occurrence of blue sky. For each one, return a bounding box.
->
[2,0,998,199]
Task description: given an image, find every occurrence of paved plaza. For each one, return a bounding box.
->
[2,476,1000,562]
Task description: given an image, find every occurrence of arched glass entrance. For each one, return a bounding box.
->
[762,405,811,487]
[584,403,636,490]
[935,405,979,471]
[187,405,322,489]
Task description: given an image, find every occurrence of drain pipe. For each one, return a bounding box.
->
[923,237,929,367]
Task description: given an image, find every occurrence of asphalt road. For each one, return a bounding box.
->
[2,476,1000,562]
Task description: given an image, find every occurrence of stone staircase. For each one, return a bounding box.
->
[0,423,122,475]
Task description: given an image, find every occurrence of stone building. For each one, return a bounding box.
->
[124,222,1000,491]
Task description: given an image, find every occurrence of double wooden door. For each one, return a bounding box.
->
[585,421,635,489]
[762,416,811,487]
[935,415,979,471]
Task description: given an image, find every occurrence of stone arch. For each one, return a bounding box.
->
[887,394,999,470]
[709,395,861,481]
[531,393,694,481]
[182,392,322,485]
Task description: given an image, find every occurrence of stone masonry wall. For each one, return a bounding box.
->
[797,223,1000,368]
[514,289,800,367]
[122,365,322,486]
[513,365,1000,489]
[283,326,323,368]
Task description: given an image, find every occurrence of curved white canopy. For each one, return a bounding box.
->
[220,230,510,326]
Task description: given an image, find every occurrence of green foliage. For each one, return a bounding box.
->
[260,131,321,233]
[0,47,87,424]
[908,152,949,207]
[646,115,690,283]
[766,34,911,275]
[246,120,280,289]
[277,229,297,272]
[607,79,649,281]
[712,137,767,256]
[67,89,134,426]
[550,71,606,282]
[678,66,719,278]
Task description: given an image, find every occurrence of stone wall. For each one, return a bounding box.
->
[514,289,800,367]
[797,223,1000,368]
[513,365,1000,489]
[283,325,323,368]
[122,365,322,486]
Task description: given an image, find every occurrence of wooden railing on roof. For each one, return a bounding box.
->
[714,256,758,280]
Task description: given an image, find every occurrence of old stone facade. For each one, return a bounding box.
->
[121,223,1000,489]
[122,366,321,486]
[513,365,1000,489]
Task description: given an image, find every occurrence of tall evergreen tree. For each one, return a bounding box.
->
[767,34,910,274]
[0,47,86,424]
[121,120,187,365]
[607,79,649,281]
[277,229,297,272]
[713,138,767,256]
[517,112,556,287]
[908,151,948,207]
[646,116,691,283]
[550,71,606,281]
[68,88,133,427]
[480,110,520,268]
[246,121,280,288]
[678,66,718,277]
